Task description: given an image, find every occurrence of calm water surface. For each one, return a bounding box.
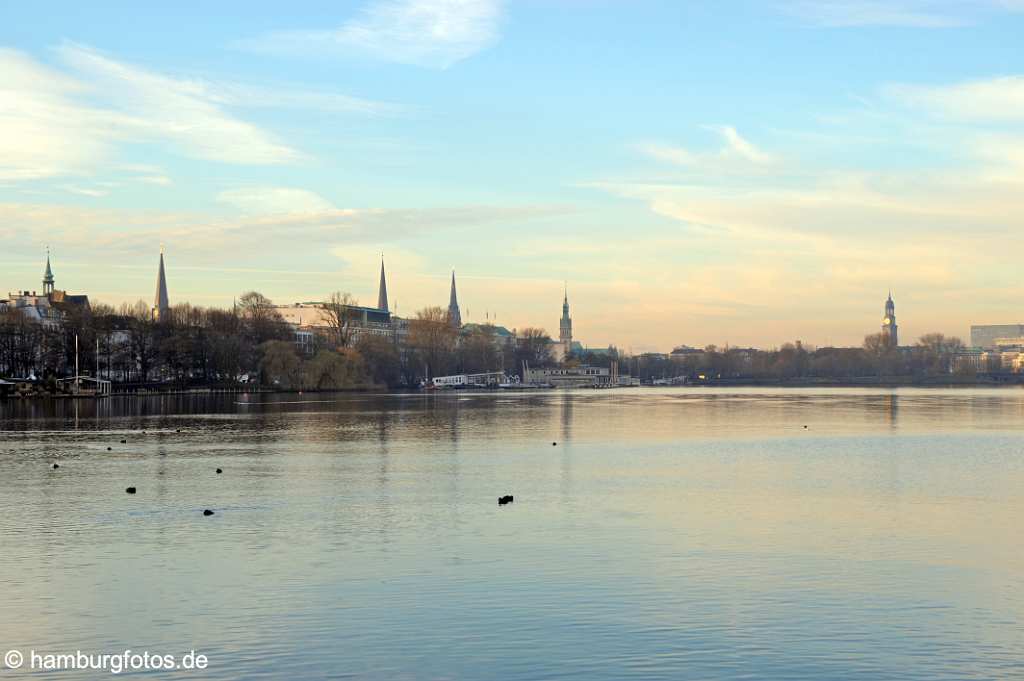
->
[1,388,1023,680]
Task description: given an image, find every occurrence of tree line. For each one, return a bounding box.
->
[630,333,991,383]
[0,291,559,390]
[3,291,998,390]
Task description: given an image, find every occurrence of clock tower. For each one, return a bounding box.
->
[881,292,898,348]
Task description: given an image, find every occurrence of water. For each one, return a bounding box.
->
[1,388,1023,680]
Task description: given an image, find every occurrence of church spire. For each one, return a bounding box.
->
[377,255,389,312]
[448,270,462,327]
[42,247,55,295]
[153,245,170,322]
[882,291,898,348]
[560,282,572,347]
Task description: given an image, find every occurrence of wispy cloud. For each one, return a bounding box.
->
[887,75,1024,121]
[589,105,1024,344]
[0,200,574,256]
[217,187,336,215]
[0,44,392,184]
[58,43,303,166]
[636,126,777,176]
[783,1,1023,28]
[239,0,504,69]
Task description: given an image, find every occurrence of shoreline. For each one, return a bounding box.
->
[3,379,1024,399]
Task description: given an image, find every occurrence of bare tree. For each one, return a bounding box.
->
[408,306,458,379]
[238,291,289,345]
[515,327,553,372]
[320,291,359,349]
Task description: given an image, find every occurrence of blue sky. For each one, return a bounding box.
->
[3,0,1024,351]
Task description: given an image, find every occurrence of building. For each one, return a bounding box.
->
[951,349,994,373]
[461,322,516,349]
[1,252,90,327]
[524,364,636,388]
[273,259,397,351]
[971,324,1024,350]
[525,365,612,388]
[447,271,462,327]
[559,285,572,352]
[377,257,389,312]
[881,292,898,347]
[153,247,170,322]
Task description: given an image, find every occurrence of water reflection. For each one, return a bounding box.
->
[1,388,1023,680]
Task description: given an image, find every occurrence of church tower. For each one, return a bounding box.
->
[153,246,170,322]
[377,256,389,312]
[882,292,898,347]
[559,284,573,353]
[448,271,462,327]
[42,248,55,296]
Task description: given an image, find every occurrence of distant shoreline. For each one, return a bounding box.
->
[3,378,1024,399]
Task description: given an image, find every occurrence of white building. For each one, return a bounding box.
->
[1,253,90,326]
[525,365,611,388]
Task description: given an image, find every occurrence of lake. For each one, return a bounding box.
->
[1,388,1023,679]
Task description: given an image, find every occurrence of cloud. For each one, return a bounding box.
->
[0,48,115,181]
[0,200,574,257]
[587,110,1024,346]
[240,0,503,69]
[783,1,1023,27]
[887,75,1024,122]
[193,81,400,116]
[635,126,777,177]
[1,44,392,184]
[57,44,303,166]
[217,187,336,215]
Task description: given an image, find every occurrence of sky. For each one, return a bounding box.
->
[2,0,1024,352]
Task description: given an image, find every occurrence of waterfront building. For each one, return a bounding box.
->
[524,364,636,388]
[971,324,1024,350]
[448,271,462,327]
[273,259,398,351]
[950,349,996,373]
[881,292,898,347]
[153,247,170,322]
[1,252,90,327]
[524,365,612,388]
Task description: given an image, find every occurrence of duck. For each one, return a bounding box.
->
[498,495,514,505]
[203,509,215,516]
[125,486,137,494]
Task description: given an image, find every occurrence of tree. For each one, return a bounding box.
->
[357,334,401,387]
[259,340,302,389]
[123,300,157,382]
[459,325,500,374]
[320,291,359,349]
[303,348,366,390]
[514,327,553,374]
[238,291,290,345]
[914,333,964,376]
[408,307,458,379]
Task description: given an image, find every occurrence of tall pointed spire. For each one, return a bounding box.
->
[377,255,389,312]
[560,282,572,347]
[447,270,462,327]
[42,247,55,295]
[153,245,170,322]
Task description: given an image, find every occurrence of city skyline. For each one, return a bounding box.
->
[8,247,996,355]
[3,1,1024,349]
